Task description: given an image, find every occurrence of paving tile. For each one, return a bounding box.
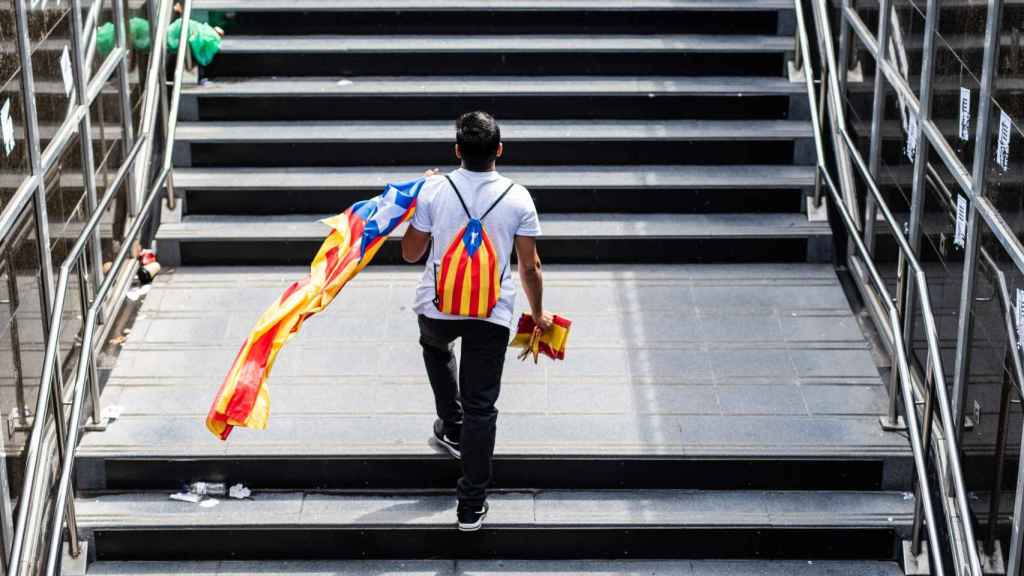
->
[780,314,866,343]
[790,349,881,381]
[801,385,889,416]
[717,385,808,416]
[691,285,846,310]
[676,416,905,455]
[707,349,796,381]
[697,312,782,343]
[546,384,634,414]
[299,492,535,526]
[629,385,720,415]
[546,348,629,381]
[500,414,683,449]
[533,490,768,525]
[628,348,713,384]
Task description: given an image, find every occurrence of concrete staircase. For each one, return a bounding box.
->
[76,2,912,574]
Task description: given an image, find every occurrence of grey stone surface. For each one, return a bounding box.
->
[157,213,831,244]
[81,265,901,459]
[193,0,796,11]
[180,119,808,143]
[86,560,904,576]
[76,490,912,530]
[217,35,795,55]
[186,76,807,98]
[175,165,816,191]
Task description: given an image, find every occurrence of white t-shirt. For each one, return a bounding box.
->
[410,168,541,328]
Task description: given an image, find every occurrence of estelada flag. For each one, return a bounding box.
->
[510,313,572,362]
[435,218,501,318]
[206,179,423,440]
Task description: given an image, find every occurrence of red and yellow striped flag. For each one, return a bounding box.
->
[509,313,572,362]
[206,179,423,440]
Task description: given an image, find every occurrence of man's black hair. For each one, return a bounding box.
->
[456,111,501,170]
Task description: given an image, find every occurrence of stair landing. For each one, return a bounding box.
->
[79,264,905,472]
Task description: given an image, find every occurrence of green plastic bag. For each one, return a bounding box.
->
[96,18,152,56]
[129,17,151,51]
[167,18,222,66]
[96,22,115,56]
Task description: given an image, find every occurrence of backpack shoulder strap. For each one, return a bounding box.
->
[480,181,516,221]
[444,175,472,219]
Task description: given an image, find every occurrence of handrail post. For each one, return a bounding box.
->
[69,0,105,296]
[881,249,907,430]
[77,255,103,430]
[911,352,937,557]
[862,0,891,256]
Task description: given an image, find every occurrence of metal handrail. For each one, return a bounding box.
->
[793,0,983,574]
[7,0,191,572]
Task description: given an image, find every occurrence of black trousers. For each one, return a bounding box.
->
[418,314,509,507]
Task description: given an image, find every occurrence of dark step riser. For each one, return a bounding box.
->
[214,11,784,36]
[185,141,800,168]
[184,188,806,216]
[91,527,900,562]
[171,237,827,265]
[78,458,898,492]
[205,52,786,78]
[195,95,796,121]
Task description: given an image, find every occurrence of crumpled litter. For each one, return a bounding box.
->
[126,284,152,301]
[229,483,251,499]
[101,404,124,421]
[169,481,229,506]
[169,492,202,504]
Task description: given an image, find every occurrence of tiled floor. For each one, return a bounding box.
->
[79,264,908,458]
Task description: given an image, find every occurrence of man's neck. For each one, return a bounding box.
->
[460,162,497,173]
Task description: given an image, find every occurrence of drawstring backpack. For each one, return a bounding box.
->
[434,175,515,318]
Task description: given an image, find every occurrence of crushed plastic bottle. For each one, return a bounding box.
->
[188,482,227,497]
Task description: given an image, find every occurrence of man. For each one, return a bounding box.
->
[401,111,551,531]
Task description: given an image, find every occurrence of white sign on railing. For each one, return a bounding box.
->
[997,110,1012,172]
[954,194,968,249]
[1017,288,1024,351]
[59,46,73,96]
[0,100,15,157]
[906,116,919,162]
[959,88,971,142]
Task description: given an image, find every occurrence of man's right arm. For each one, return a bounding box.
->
[515,235,552,331]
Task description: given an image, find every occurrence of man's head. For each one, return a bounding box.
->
[455,111,503,172]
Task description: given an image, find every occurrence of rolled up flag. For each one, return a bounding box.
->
[510,313,572,362]
[206,179,424,440]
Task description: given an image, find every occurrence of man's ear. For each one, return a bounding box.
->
[496,142,504,158]
[455,144,462,160]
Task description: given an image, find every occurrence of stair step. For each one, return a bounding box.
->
[178,165,815,214]
[155,213,830,265]
[177,120,812,143]
[177,120,811,168]
[174,165,817,190]
[208,34,792,76]
[78,490,911,560]
[219,34,793,54]
[87,559,906,575]
[188,76,806,98]
[195,0,796,11]
[196,1,790,35]
[185,76,805,120]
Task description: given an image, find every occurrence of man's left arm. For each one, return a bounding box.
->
[402,226,431,263]
[401,168,438,263]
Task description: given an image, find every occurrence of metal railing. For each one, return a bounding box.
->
[793,0,983,573]
[7,0,192,572]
